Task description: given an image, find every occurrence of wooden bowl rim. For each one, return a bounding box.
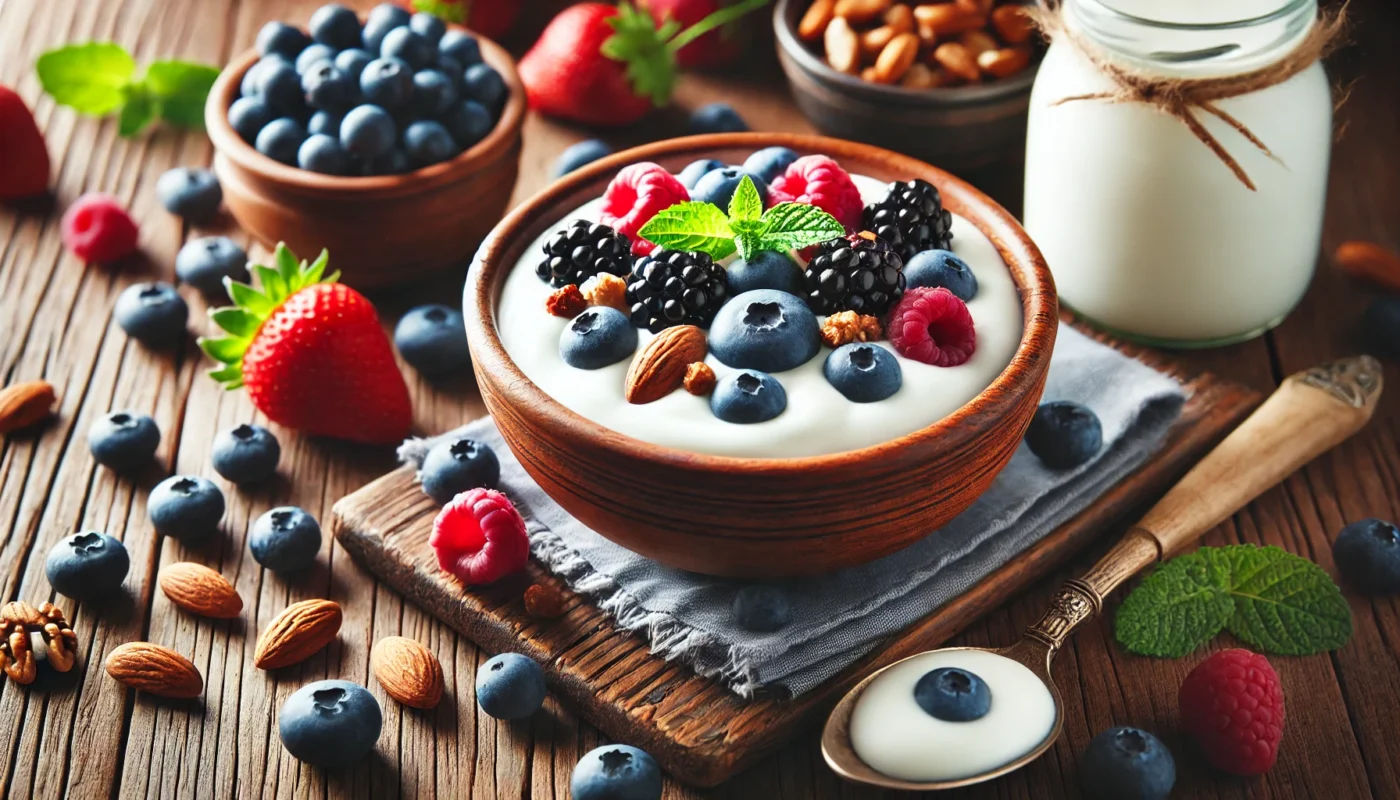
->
[466,132,1057,474]
[204,28,525,199]
[771,0,1037,105]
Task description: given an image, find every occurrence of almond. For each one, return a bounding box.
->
[0,381,56,435]
[884,3,915,33]
[834,0,890,25]
[935,41,982,82]
[625,325,707,404]
[105,642,203,698]
[873,32,920,83]
[991,4,1033,44]
[254,598,342,670]
[371,636,444,709]
[900,62,940,88]
[159,562,243,619]
[959,29,998,59]
[799,0,836,40]
[824,16,862,74]
[1335,241,1400,292]
[913,3,986,37]
[860,25,897,58]
[523,583,567,619]
[977,45,1031,78]
[955,0,993,15]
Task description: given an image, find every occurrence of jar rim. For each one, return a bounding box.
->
[1071,0,1315,32]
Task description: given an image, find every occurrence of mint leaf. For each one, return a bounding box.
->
[145,60,219,128]
[36,43,135,116]
[754,202,846,252]
[1115,550,1235,658]
[637,201,736,259]
[734,231,766,262]
[727,175,763,222]
[1219,545,1353,655]
[117,84,157,136]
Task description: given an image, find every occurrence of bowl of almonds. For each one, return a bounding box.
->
[775,0,1039,170]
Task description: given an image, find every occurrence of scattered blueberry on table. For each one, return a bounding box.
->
[731,585,792,632]
[148,475,225,541]
[913,667,991,722]
[571,744,663,800]
[45,531,130,600]
[155,167,222,223]
[113,282,189,348]
[905,249,979,301]
[1363,296,1400,358]
[476,652,547,720]
[688,102,747,134]
[249,507,322,572]
[725,250,804,296]
[710,370,787,424]
[1025,401,1103,469]
[824,343,903,403]
[559,307,638,370]
[420,437,500,505]
[211,423,281,484]
[394,304,472,376]
[553,139,613,178]
[1079,726,1176,800]
[708,290,820,373]
[1332,518,1400,594]
[279,679,383,768]
[175,236,248,297]
[88,410,160,472]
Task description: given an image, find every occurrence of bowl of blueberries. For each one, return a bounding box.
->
[205,3,525,288]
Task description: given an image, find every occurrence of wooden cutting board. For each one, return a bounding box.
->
[329,329,1259,787]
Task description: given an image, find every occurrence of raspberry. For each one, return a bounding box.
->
[769,155,863,230]
[429,488,530,585]
[61,193,139,263]
[1178,649,1285,776]
[599,163,689,257]
[887,287,976,367]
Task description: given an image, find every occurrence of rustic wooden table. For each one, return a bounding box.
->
[2,0,1397,797]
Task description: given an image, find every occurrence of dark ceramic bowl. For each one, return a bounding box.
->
[774,0,1038,171]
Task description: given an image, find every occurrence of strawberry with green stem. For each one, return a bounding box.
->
[199,244,413,445]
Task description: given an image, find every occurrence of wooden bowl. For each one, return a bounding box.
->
[465,133,1057,577]
[204,34,525,289]
[773,0,1038,171]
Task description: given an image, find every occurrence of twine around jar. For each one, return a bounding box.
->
[1028,1,1347,191]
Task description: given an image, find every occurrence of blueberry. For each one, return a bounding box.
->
[298,133,349,174]
[559,307,637,370]
[689,102,747,134]
[408,12,447,45]
[359,58,413,109]
[461,63,505,110]
[363,3,411,53]
[420,437,501,504]
[229,96,274,143]
[340,104,397,159]
[731,585,792,632]
[726,250,803,295]
[913,667,992,722]
[476,653,547,720]
[156,167,222,223]
[571,745,662,800]
[411,69,458,117]
[88,411,160,471]
[309,3,362,50]
[553,139,612,178]
[114,282,189,347]
[1363,296,1400,358]
[394,304,471,376]
[256,60,305,116]
[709,290,820,373]
[241,56,278,98]
[741,146,799,183]
[361,146,411,176]
[148,475,225,541]
[278,680,382,768]
[676,158,725,190]
[1080,726,1176,800]
[295,43,338,75]
[824,343,902,403]
[302,63,357,111]
[1025,401,1103,469]
[402,120,459,168]
[1333,518,1400,594]
[45,531,130,599]
[211,423,281,484]
[307,109,344,136]
[256,117,306,165]
[905,249,978,301]
[332,47,375,82]
[256,21,309,59]
[438,29,482,66]
[379,26,433,71]
[711,370,787,424]
[249,506,322,572]
[692,166,767,213]
[176,237,248,297]
[442,100,493,149]
[435,53,465,90]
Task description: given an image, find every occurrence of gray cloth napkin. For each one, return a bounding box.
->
[400,324,1185,698]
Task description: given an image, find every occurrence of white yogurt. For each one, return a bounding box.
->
[848,649,1057,783]
[495,175,1023,459]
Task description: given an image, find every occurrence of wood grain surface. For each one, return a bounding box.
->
[1,0,1397,798]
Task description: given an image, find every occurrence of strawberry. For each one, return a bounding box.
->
[0,84,50,200]
[639,0,749,69]
[200,244,412,445]
[406,0,519,39]
[518,0,768,126]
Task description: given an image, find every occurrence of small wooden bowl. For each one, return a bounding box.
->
[773,0,1038,171]
[465,133,1057,577]
[204,34,525,289]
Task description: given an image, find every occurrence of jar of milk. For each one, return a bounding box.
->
[1023,0,1334,347]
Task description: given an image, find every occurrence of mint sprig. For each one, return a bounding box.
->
[1115,544,1352,658]
[639,175,846,261]
[37,43,219,137]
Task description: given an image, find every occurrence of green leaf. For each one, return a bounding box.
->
[207,363,244,388]
[412,0,466,23]
[36,42,136,116]
[117,84,157,136]
[601,3,679,107]
[1115,550,1235,658]
[756,202,847,252]
[225,281,276,317]
[209,308,261,339]
[637,201,737,260]
[727,175,763,222]
[145,60,219,128]
[198,336,247,365]
[252,264,288,300]
[1221,545,1353,655]
[274,243,300,283]
[301,249,331,287]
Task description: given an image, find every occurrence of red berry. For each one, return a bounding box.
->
[1179,648,1285,776]
[599,162,689,256]
[61,193,139,264]
[887,287,976,366]
[0,84,50,200]
[430,488,529,585]
[769,155,863,230]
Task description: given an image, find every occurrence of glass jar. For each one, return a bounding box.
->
[1023,0,1331,347]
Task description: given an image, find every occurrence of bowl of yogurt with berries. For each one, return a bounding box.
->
[466,134,1056,577]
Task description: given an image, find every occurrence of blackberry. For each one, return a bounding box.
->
[626,250,729,332]
[862,179,953,260]
[804,232,905,316]
[536,220,632,288]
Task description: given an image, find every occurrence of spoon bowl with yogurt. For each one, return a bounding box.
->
[823,355,1382,791]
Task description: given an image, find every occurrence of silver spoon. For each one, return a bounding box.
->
[822,355,1383,791]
